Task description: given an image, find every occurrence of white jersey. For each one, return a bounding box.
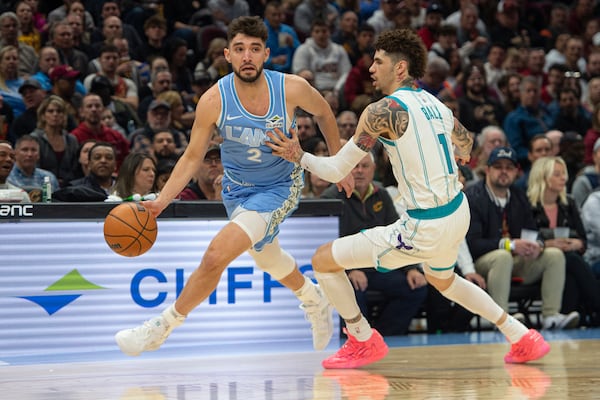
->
[382,87,463,212]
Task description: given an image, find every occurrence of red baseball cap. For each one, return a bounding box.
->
[49,65,81,82]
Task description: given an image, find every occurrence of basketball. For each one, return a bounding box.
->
[103,202,158,257]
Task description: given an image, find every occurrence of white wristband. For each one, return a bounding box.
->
[300,139,369,183]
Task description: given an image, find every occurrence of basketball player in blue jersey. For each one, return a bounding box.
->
[267,28,551,368]
[115,16,353,357]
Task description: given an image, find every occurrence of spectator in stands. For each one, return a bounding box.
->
[292,19,351,93]
[503,76,552,170]
[133,14,168,63]
[417,57,453,99]
[331,10,358,49]
[344,23,376,67]
[467,125,507,186]
[417,2,443,51]
[0,11,37,77]
[336,110,357,140]
[264,0,300,73]
[366,0,398,36]
[138,69,172,122]
[130,99,187,155]
[540,3,569,52]
[343,50,378,116]
[8,134,59,197]
[321,152,428,336]
[572,138,600,209]
[0,46,25,118]
[465,146,579,330]
[110,152,156,200]
[541,63,568,105]
[66,12,94,59]
[514,134,553,191]
[193,38,231,86]
[489,0,540,50]
[31,47,87,97]
[165,37,194,102]
[483,43,507,95]
[549,85,591,138]
[458,63,505,134]
[582,75,600,115]
[101,108,127,138]
[49,64,83,128]
[178,144,223,201]
[77,138,96,177]
[48,0,94,32]
[520,48,547,89]
[30,95,80,188]
[15,0,41,54]
[208,0,250,31]
[295,112,320,151]
[294,0,339,39]
[151,130,178,163]
[157,90,194,134]
[84,44,139,110]
[528,157,600,326]
[50,21,89,78]
[563,36,586,74]
[584,103,600,165]
[90,10,142,57]
[88,74,141,137]
[10,79,45,143]
[560,131,587,192]
[155,158,176,192]
[581,187,600,278]
[455,3,489,64]
[71,93,130,169]
[54,141,116,201]
[0,140,30,202]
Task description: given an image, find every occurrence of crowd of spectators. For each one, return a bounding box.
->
[2,0,600,330]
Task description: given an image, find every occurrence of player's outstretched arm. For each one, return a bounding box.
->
[452,117,474,165]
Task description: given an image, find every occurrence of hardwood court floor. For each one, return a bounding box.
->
[2,329,600,400]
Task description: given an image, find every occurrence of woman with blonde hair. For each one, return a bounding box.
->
[527,156,600,326]
[193,37,230,84]
[157,89,194,136]
[31,95,80,187]
[0,46,25,116]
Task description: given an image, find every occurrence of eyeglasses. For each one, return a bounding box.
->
[564,71,581,79]
[203,157,221,165]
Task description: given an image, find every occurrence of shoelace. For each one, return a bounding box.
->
[301,303,328,331]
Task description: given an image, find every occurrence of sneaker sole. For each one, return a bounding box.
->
[322,345,389,369]
[504,341,550,364]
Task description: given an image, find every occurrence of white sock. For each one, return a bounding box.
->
[440,274,504,325]
[314,270,362,320]
[163,304,185,327]
[294,276,321,305]
[498,315,529,343]
[345,316,372,342]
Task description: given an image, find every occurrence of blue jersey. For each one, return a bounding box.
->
[216,69,296,187]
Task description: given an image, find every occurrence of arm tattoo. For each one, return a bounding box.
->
[364,98,408,140]
[355,131,377,152]
[452,119,474,156]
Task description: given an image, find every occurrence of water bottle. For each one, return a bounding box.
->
[42,176,52,203]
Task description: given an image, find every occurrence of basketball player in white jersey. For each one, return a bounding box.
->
[114,16,353,357]
[267,28,550,369]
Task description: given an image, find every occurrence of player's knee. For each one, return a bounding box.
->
[311,243,339,273]
[200,246,230,276]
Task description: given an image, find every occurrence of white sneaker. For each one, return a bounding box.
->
[115,305,185,356]
[542,311,579,330]
[300,287,333,351]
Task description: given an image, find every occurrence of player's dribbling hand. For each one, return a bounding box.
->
[141,198,168,219]
[337,174,354,198]
[266,127,304,164]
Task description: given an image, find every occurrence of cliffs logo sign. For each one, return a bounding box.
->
[18,269,106,315]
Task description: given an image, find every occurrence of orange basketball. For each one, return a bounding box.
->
[103,202,157,257]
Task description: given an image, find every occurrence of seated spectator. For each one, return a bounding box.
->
[0,140,30,202]
[49,64,84,129]
[132,14,168,63]
[514,134,553,192]
[30,95,81,188]
[15,0,42,53]
[264,1,300,74]
[503,76,552,170]
[0,11,38,77]
[549,85,591,138]
[164,37,194,102]
[151,130,178,163]
[155,157,176,192]
[178,144,223,201]
[47,0,95,32]
[137,69,173,122]
[10,79,46,143]
[50,21,89,78]
[572,138,600,209]
[109,152,156,201]
[194,38,231,86]
[54,141,116,202]
[465,146,579,330]
[294,0,338,39]
[336,110,357,141]
[8,134,59,201]
[31,47,84,95]
[583,102,600,165]
[528,156,600,325]
[70,93,130,170]
[292,19,352,93]
[130,99,187,155]
[560,131,586,192]
[416,57,453,99]
[0,92,14,143]
[321,152,427,336]
[156,90,194,134]
[467,125,507,186]
[0,46,25,118]
[295,112,320,151]
[89,74,141,137]
[581,187,600,278]
[343,50,379,115]
[546,129,564,156]
[77,138,97,178]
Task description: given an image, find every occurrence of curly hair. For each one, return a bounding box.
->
[373,28,427,79]
[227,16,268,44]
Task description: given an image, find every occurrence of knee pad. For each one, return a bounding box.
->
[249,239,296,280]
[423,262,456,279]
[231,209,268,246]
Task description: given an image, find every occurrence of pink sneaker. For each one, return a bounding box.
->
[322,328,388,369]
[504,329,550,364]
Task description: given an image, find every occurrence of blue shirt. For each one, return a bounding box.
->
[8,165,59,192]
[264,20,300,73]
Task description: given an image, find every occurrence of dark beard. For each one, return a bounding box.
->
[233,65,263,83]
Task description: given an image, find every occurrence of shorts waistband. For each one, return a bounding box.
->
[406,192,464,220]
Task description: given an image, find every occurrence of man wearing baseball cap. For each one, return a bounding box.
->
[465,146,579,330]
[10,79,46,142]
